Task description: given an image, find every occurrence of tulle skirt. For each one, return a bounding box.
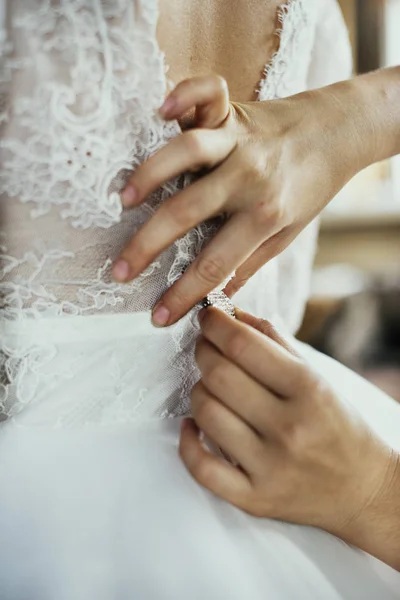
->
[0,315,399,600]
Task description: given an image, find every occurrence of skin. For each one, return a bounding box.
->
[112,2,400,569]
[156,0,282,103]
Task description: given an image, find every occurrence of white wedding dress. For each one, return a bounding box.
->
[1,1,400,598]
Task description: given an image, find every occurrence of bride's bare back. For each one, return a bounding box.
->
[158,0,282,102]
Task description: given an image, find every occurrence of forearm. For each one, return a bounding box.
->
[325,66,400,173]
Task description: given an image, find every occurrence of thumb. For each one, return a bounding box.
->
[160,75,230,129]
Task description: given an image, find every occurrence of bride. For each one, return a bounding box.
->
[0,1,399,598]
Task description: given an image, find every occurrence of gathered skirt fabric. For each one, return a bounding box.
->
[0,315,399,600]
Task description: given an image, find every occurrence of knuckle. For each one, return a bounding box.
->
[257,319,277,338]
[174,79,196,102]
[205,362,230,392]
[213,74,229,95]
[121,234,149,265]
[240,154,268,188]
[237,161,287,229]
[128,160,145,183]
[162,197,193,230]
[226,276,248,297]
[312,375,331,401]
[280,420,308,455]
[194,255,226,287]
[244,490,275,519]
[184,130,206,161]
[180,77,195,91]
[190,380,204,403]
[191,458,216,488]
[165,284,190,313]
[228,331,249,363]
[293,360,315,394]
[192,394,218,429]
[228,490,254,514]
[246,501,270,519]
[290,427,309,456]
[161,197,180,223]
[253,199,284,229]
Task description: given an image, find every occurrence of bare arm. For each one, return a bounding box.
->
[322,66,400,172]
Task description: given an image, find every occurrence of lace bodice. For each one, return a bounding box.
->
[0,0,352,427]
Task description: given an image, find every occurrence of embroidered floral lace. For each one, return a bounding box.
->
[0,0,352,426]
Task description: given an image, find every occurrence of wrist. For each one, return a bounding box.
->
[340,447,400,571]
[316,78,377,177]
[327,67,400,171]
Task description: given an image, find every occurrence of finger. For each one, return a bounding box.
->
[199,308,309,397]
[152,214,262,326]
[195,339,286,435]
[224,227,297,297]
[190,381,266,473]
[234,310,300,358]
[179,418,252,506]
[121,128,235,208]
[159,75,230,128]
[114,165,234,284]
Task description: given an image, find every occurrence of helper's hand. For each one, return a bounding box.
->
[113,74,363,326]
[180,307,400,570]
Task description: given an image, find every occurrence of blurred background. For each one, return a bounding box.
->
[297,0,400,401]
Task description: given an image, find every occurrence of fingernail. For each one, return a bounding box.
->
[152,303,171,327]
[121,184,137,207]
[180,419,188,434]
[159,96,177,118]
[112,259,131,282]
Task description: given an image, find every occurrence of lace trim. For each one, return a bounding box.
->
[0,0,320,426]
[258,0,313,101]
[0,311,200,425]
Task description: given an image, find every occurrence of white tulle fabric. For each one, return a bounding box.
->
[0,342,399,599]
[0,0,354,427]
